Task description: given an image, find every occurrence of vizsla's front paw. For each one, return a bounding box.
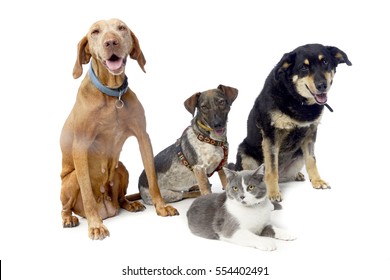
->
[156,204,179,216]
[311,179,330,189]
[88,223,110,240]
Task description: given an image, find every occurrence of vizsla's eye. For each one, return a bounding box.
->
[91,29,100,35]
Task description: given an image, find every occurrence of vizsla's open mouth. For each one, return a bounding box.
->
[103,55,126,74]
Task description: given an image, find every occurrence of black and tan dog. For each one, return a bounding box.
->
[235,44,351,201]
[139,85,238,204]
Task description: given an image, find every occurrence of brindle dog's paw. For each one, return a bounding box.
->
[311,179,330,189]
[63,215,80,228]
[295,172,305,181]
[88,224,110,240]
[156,205,179,216]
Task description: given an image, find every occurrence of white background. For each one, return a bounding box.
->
[1,0,389,279]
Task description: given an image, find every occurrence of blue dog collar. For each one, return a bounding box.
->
[89,64,128,99]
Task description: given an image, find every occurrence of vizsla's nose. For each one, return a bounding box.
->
[104,38,119,48]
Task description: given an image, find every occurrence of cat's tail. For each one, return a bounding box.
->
[272,201,282,211]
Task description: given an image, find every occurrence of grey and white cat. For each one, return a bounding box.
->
[187,167,296,251]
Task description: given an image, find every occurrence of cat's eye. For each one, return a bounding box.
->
[232,186,238,191]
[248,185,254,191]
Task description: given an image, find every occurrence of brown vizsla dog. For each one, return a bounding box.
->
[60,18,178,240]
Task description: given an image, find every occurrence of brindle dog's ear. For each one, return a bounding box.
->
[184,92,201,115]
[73,36,91,79]
[130,31,146,73]
[274,51,296,81]
[217,85,238,105]
[326,46,352,66]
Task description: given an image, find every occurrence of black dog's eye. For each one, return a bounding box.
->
[322,59,328,65]
[300,64,309,73]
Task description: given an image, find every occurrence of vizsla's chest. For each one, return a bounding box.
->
[93,108,133,151]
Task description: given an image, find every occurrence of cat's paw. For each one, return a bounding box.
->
[274,229,296,241]
[255,239,277,251]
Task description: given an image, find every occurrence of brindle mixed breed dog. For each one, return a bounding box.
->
[235,44,351,201]
[139,85,238,204]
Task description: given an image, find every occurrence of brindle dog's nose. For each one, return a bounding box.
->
[213,115,224,129]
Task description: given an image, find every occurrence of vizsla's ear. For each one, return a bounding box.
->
[130,31,146,73]
[72,36,91,79]
[184,92,201,116]
[217,84,238,105]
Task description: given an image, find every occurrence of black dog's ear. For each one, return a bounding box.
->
[274,51,296,80]
[217,84,238,105]
[184,92,201,115]
[326,46,352,66]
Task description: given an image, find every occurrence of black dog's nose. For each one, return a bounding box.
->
[316,81,328,92]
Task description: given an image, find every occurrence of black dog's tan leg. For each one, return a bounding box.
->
[302,136,330,189]
[193,166,211,195]
[218,169,228,190]
[262,137,282,201]
[135,129,179,216]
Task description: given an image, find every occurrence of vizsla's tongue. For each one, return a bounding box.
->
[106,57,123,71]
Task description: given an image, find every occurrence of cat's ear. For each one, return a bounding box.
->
[223,167,237,180]
[252,166,264,180]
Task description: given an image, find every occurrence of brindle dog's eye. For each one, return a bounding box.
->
[201,105,208,111]
[218,100,226,106]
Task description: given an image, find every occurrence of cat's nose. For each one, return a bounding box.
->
[240,195,245,200]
